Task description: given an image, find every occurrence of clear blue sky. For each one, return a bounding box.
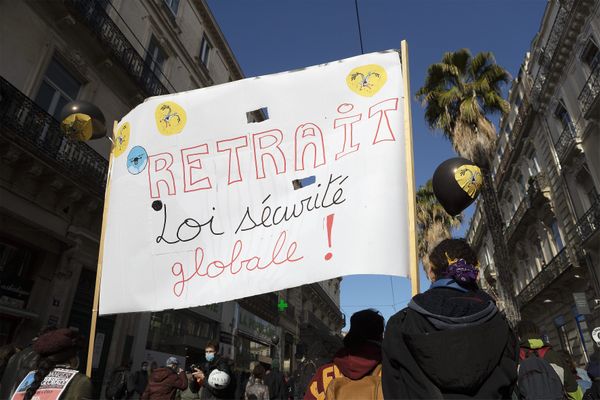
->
[205,0,548,328]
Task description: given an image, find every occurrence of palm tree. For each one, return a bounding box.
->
[416,180,463,275]
[416,49,520,324]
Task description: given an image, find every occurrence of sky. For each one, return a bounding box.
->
[205,0,548,328]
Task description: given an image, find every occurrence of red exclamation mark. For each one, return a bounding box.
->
[324,214,334,261]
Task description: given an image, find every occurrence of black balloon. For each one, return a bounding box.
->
[59,100,106,141]
[432,157,483,216]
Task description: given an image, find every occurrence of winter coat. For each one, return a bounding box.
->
[245,377,270,400]
[130,369,150,395]
[58,371,93,400]
[303,341,381,400]
[518,336,583,400]
[264,371,284,400]
[0,345,39,400]
[190,355,235,400]
[583,380,600,400]
[382,285,518,399]
[142,367,188,400]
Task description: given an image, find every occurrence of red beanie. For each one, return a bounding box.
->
[33,328,82,356]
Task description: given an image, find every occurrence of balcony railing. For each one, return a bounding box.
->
[576,196,600,244]
[509,99,531,148]
[505,196,529,241]
[554,124,578,161]
[578,64,600,117]
[0,76,108,197]
[530,0,574,104]
[65,0,171,97]
[517,247,570,307]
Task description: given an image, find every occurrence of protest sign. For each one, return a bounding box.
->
[98,49,414,314]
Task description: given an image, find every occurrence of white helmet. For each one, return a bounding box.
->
[207,369,230,389]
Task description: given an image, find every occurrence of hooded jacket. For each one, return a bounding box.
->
[382,285,518,399]
[303,341,381,400]
[142,367,188,400]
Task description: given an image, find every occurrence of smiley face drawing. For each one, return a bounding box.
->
[126,146,148,175]
[346,64,387,97]
[114,122,130,158]
[155,101,187,136]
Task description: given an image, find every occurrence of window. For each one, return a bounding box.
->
[517,173,526,196]
[199,34,212,66]
[164,0,180,16]
[530,154,541,175]
[554,102,575,135]
[550,219,564,252]
[145,36,167,75]
[581,39,600,70]
[35,57,82,119]
[515,94,523,109]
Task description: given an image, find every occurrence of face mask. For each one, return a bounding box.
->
[205,353,215,362]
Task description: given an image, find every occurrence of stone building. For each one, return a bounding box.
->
[0,0,343,395]
[467,0,599,365]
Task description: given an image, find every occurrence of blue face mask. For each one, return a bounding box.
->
[205,353,215,362]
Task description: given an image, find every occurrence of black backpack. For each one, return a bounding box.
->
[517,347,565,400]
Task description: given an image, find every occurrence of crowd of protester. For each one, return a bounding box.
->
[0,238,598,399]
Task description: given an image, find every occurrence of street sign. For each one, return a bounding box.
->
[573,292,591,315]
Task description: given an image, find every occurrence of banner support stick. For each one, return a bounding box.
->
[400,40,419,296]
[86,121,117,378]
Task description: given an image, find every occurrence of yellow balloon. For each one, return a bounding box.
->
[114,122,130,158]
[346,64,387,97]
[454,165,483,199]
[155,101,187,136]
[61,113,93,141]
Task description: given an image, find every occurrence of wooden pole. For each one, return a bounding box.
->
[400,41,419,296]
[86,121,116,377]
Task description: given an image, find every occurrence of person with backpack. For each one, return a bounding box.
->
[16,328,92,400]
[106,361,132,399]
[304,308,384,400]
[516,320,583,400]
[382,238,518,399]
[141,356,188,399]
[244,364,270,400]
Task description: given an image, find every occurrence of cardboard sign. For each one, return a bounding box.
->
[11,368,78,400]
[99,50,411,314]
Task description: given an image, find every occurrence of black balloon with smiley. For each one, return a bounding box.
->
[432,157,483,216]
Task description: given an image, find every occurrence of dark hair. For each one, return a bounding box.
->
[252,364,265,380]
[428,238,478,275]
[343,309,384,348]
[205,340,219,353]
[516,320,539,339]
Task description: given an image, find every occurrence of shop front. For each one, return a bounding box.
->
[235,305,280,372]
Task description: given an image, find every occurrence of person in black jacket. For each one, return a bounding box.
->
[190,341,236,399]
[382,238,518,399]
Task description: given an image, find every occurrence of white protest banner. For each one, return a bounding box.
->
[99,50,412,314]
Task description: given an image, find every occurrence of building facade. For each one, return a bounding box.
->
[0,0,343,395]
[467,0,600,365]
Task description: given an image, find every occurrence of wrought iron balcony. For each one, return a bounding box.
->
[64,0,171,97]
[576,196,600,244]
[509,99,531,148]
[578,64,600,118]
[517,247,570,307]
[505,196,529,241]
[495,143,513,187]
[529,0,573,104]
[0,76,108,197]
[554,123,578,161]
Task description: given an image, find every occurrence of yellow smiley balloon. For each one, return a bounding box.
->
[346,64,387,97]
[113,122,130,158]
[155,101,187,136]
